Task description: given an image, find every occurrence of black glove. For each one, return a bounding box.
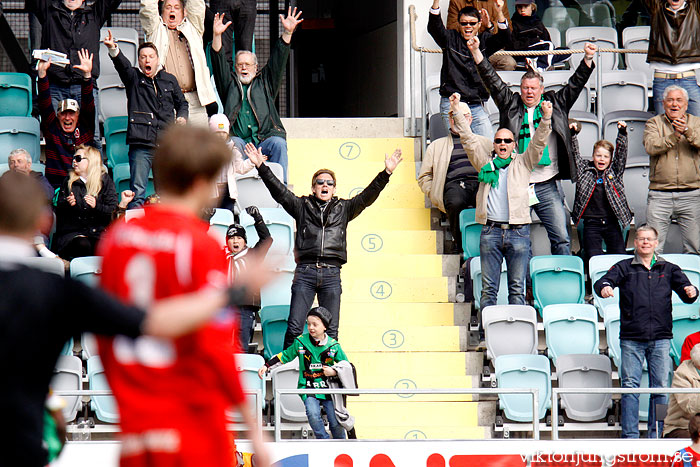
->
[245,205,262,221]
[617,124,627,136]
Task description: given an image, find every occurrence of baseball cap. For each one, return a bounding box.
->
[209,114,230,134]
[57,99,79,114]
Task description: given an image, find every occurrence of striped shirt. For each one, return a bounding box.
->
[445,134,479,184]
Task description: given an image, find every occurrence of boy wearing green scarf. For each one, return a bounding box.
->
[450,92,552,307]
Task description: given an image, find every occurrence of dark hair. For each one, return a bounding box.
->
[153,125,231,195]
[311,169,336,187]
[458,6,481,21]
[521,69,544,85]
[0,171,48,234]
[138,42,159,57]
[158,0,185,15]
[690,413,700,443]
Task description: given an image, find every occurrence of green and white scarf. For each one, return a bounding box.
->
[478,155,512,187]
[519,98,551,166]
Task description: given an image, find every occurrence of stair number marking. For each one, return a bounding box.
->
[339,142,361,160]
[404,430,427,440]
[348,187,363,197]
[371,280,392,300]
[394,378,416,398]
[382,330,404,349]
[361,234,383,252]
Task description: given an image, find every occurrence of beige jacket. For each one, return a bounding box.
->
[643,113,700,190]
[417,136,455,212]
[453,111,551,225]
[140,0,217,106]
[663,359,700,436]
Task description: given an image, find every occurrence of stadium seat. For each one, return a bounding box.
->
[60,338,74,356]
[661,254,700,316]
[124,208,145,222]
[427,74,441,116]
[622,165,649,225]
[622,26,652,87]
[482,305,538,360]
[671,309,700,365]
[8,256,65,276]
[226,353,266,421]
[638,361,673,422]
[602,111,654,168]
[530,255,586,314]
[236,162,285,210]
[239,207,295,257]
[0,163,44,177]
[543,70,590,112]
[0,72,32,117]
[51,355,83,422]
[542,304,599,362]
[496,71,525,95]
[104,116,129,169]
[560,179,575,212]
[459,208,481,259]
[69,256,102,286]
[599,71,648,114]
[112,162,155,198]
[529,218,551,257]
[569,110,601,148]
[99,27,139,79]
[87,356,119,423]
[603,305,622,369]
[270,359,308,423]
[589,254,633,317]
[566,26,618,71]
[260,270,293,309]
[470,257,508,311]
[429,113,448,142]
[261,305,291,360]
[484,98,498,116]
[545,26,561,48]
[489,112,500,137]
[587,2,615,27]
[542,8,579,45]
[81,333,98,360]
[0,117,41,163]
[556,354,612,422]
[96,74,127,122]
[663,221,684,254]
[208,208,235,244]
[494,354,552,422]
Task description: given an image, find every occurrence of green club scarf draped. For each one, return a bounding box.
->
[519,98,551,166]
[478,155,512,187]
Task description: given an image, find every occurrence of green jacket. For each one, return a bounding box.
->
[211,37,288,141]
[267,333,348,400]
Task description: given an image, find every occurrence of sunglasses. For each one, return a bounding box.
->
[459,20,479,26]
[315,179,335,187]
[494,138,514,144]
[73,154,84,162]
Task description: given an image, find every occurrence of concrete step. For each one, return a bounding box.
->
[339,302,458,327]
[289,161,418,185]
[283,117,406,139]
[346,352,467,377]
[339,325,464,352]
[346,208,430,230]
[287,138,415,164]
[347,401,479,428]
[342,276,451,303]
[352,374,474,402]
[352,424,487,440]
[333,182,425,208]
[346,229,437,255]
[341,254,447,278]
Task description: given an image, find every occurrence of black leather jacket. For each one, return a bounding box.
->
[257,163,391,266]
[646,0,700,65]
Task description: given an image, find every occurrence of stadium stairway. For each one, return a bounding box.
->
[285,118,488,440]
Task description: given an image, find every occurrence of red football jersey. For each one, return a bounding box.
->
[97,205,243,467]
[670,447,700,467]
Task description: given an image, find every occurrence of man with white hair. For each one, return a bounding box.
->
[418,98,480,255]
[7,149,53,201]
[664,344,700,438]
[210,7,303,183]
[643,85,700,253]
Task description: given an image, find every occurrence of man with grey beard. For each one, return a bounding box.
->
[210,6,303,183]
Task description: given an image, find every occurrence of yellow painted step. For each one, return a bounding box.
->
[339,302,455,327]
[331,183,425,208]
[347,208,430,231]
[341,254,444,278]
[339,326,460,352]
[289,162,417,185]
[346,230,437,255]
[347,352,466,377]
[347,401,478,427]
[343,277,449,303]
[354,425,487,440]
[350,374,474,402]
[287,138,416,163]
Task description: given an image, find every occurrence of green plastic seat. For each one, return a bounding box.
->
[530,255,585,315]
[104,116,129,169]
[260,305,291,360]
[459,208,481,260]
[0,73,32,117]
[112,162,155,198]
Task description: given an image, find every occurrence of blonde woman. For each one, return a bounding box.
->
[52,145,117,259]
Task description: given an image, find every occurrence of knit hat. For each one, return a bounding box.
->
[307,306,332,330]
[209,114,230,134]
[226,224,247,242]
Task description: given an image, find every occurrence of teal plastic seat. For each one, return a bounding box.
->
[459,208,481,260]
[260,270,293,309]
[226,353,266,421]
[604,304,647,371]
[87,356,119,423]
[495,354,552,422]
[670,309,700,365]
[530,255,585,314]
[660,254,700,318]
[0,117,40,163]
[0,73,32,117]
[208,208,234,245]
[104,116,129,169]
[239,207,295,257]
[470,257,508,310]
[69,256,102,287]
[542,304,599,362]
[112,163,155,198]
[260,305,291,360]
[60,338,74,356]
[589,254,632,317]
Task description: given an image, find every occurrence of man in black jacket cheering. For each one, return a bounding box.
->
[244,143,403,348]
[595,225,698,439]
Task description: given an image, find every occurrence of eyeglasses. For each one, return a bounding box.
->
[73,154,84,162]
[459,20,479,26]
[494,138,514,144]
[315,179,335,187]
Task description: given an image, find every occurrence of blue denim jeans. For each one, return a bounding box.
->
[127,145,154,208]
[284,264,342,348]
[619,339,671,438]
[653,74,700,116]
[531,179,571,255]
[232,135,288,183]
[480,224,531,308]
[50,81,102,151]
[440,96,494,139]
[304,396,346,439]
[237,305,256,353]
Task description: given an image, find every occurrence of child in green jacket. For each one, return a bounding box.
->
[258,306,347,439]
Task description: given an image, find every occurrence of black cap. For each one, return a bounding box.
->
[226,224,247,242]
[307,306,332,329]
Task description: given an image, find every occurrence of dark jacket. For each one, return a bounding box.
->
[571,127,634,227]
[476,56,594,180]
[511,12,551,50]
[645,0,700,65]
[52,172,118,252]
[29,0,121,85]
[31,171,56,202]
[110,49,188,148]
[427,11,512,103]
[227,215,272,309]
[211,37,288,141]
[594,255,698,341]
[256,163,391,266]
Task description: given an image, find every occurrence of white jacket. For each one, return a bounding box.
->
[140,0,217,106]
[215,141,255,200]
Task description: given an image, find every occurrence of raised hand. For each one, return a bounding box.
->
[495,0,505,10]
[280,6,303,34]
[600,286,614,298]
[119,190,135,208]
[541,100,553,119]
[617,121,627,130]
[244,143,264,167]
[103,30,116,49]
[385,149,403,174]
[257,365,267,379]
[73,49,93,79]
[480,8,491,28]
[213,12,232,36]
[466,36,480,53]
[245,205,261,219]
[685,285,698,299]
[583,42,597,63]
[672,115,688,137]
[37,58,52,79]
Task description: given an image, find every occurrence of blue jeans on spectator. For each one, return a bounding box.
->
[232,135,288,183]
[284,264,341,349]
[304,396,346,439]
[440,97,493,139]
[237,305,256,353]
[50,82,102,152]
[620,339,671,438]
[127,145,154,208]
[480,224,530,308]
[653,74,700,116]
[531,179,571,255]
[582,217,627,265]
